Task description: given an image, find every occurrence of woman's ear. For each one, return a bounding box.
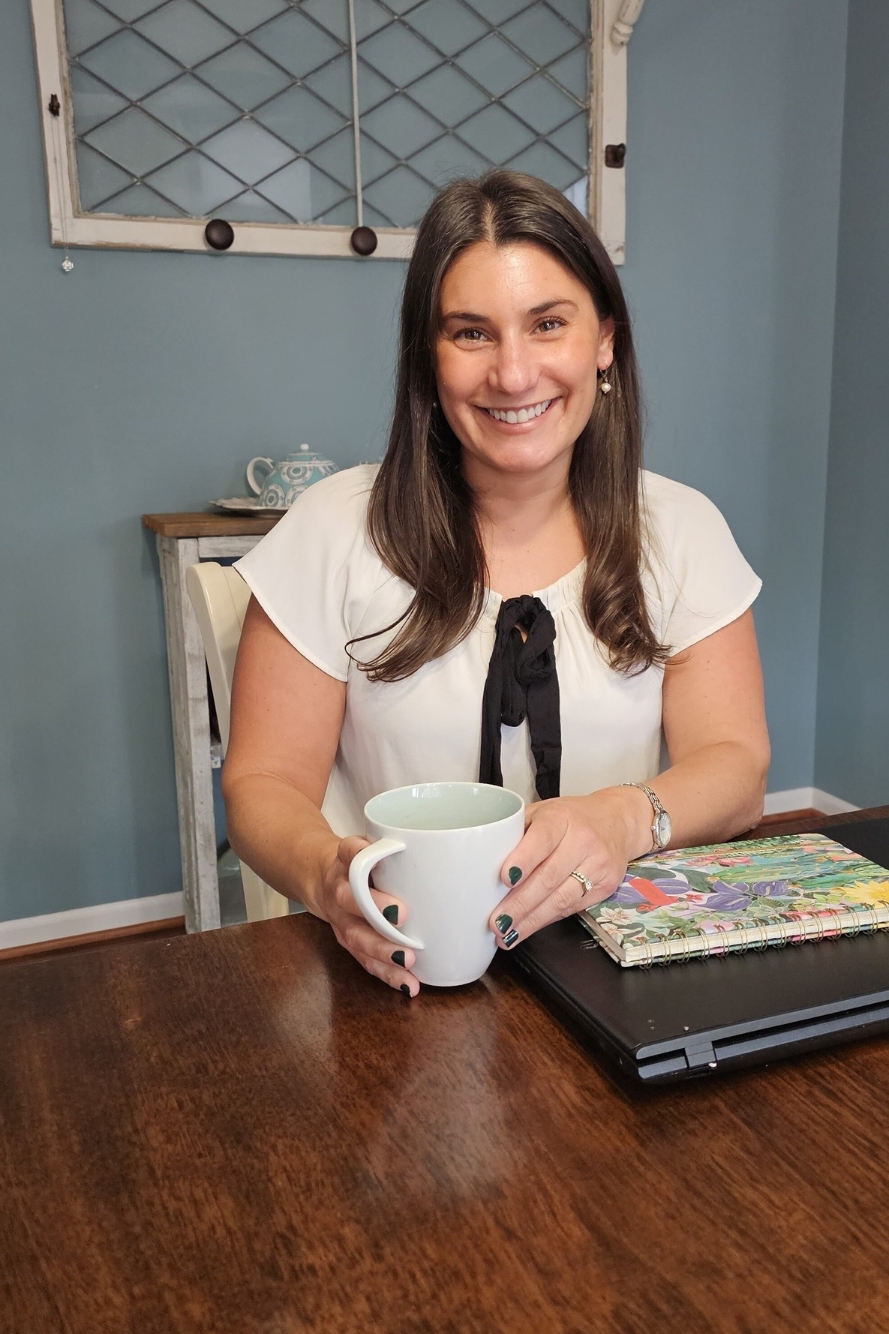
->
[598,316,616,369]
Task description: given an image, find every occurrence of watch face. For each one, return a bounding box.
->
[654,810,672,848]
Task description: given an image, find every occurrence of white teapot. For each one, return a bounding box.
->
[246,444,338,508]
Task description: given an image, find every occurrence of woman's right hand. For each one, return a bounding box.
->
[316,835,419,997]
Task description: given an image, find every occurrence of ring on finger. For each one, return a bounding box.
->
[570,869,594,898]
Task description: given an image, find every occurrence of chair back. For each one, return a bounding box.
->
[186,562,291,921]
[185,561,250,752]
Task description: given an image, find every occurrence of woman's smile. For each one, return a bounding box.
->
[477,397,558,425]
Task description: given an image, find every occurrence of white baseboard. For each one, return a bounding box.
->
[0,892,184,953]
[763,787,859,817]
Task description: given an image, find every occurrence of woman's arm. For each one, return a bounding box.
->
[222,597,422,994]
[649,606,770,845]
[488,609,770,946]
[223,596,346,913]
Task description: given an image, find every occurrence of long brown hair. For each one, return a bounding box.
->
[355,170,666,682]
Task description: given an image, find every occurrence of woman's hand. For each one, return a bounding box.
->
[488,787,652,949]
[316,835,421,997]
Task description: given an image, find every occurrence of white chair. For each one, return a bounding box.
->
[186,561,292,922]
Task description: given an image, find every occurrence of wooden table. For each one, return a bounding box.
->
[4,812,889,1333]
[142,513,281,933]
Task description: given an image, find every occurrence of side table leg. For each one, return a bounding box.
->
[157,535,221,932]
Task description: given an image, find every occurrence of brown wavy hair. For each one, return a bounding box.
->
[354,169,667,682]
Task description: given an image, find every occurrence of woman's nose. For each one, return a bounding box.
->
[490,336,538,397]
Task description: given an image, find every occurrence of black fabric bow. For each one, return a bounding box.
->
[479,595,561,800]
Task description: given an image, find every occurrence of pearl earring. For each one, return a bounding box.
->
[599,363,613,395]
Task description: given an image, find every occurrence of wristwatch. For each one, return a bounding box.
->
[622,782,672,852]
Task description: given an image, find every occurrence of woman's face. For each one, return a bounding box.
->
[434,240,614,487]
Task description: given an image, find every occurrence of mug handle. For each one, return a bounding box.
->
[246,456,274,495]
[348,839,424,951]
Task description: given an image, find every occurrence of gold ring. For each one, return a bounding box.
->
[570,870,594,898]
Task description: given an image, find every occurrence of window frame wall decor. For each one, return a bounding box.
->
[31,0,645,264]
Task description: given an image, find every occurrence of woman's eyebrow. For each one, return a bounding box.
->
[441,309,487,322]
[441,298,579,322]
[528,298,578,315]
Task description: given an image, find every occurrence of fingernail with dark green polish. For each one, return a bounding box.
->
[383,905,399,925]
[495,914,513,933]
[400,983,411,997]
[502,928,520,948]
[391,949,405,967]
[508,867,522,885]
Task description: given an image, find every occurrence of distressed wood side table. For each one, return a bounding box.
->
[142,512,281,932]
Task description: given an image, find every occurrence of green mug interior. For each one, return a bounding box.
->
[366,782,523,832]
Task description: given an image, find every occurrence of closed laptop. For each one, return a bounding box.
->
[511,818,889,1084]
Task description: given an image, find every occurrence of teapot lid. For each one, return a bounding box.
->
[284,442,335,465]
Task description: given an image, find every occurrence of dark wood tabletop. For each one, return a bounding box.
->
[4,815,889,1333]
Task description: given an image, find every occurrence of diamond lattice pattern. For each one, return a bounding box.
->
[63,0,590,227]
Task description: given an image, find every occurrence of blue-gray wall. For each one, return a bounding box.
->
[1,1,404,922]
[623,0,847,800]
[0,1,850,922]
[815,0,889,805]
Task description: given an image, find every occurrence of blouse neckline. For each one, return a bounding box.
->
[481,559,586,622]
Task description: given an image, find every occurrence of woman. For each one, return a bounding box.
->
[224,171,770,996]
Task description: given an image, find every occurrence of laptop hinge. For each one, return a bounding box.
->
[684,1038,717,1069]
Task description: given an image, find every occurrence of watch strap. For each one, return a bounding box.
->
[621,782,671,849]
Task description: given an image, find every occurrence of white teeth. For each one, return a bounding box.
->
[485,398,552,422]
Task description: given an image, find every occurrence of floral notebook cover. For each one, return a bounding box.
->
[581,833,889,967]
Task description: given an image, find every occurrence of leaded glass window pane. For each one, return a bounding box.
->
[60,0,591,228]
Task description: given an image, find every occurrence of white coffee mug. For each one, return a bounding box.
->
[348,782,525,987]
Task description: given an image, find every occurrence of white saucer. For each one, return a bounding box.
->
[212,497,288,518]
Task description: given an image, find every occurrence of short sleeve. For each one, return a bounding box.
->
[641,472,762,656]
[235,465,382,682]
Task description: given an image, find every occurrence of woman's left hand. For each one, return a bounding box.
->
[489,788,651,949]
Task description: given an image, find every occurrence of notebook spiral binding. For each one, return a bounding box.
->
[647,902,888,967]
[583,834,889,968]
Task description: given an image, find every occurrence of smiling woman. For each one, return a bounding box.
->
[361,172,655,683]
[223,170,770,997]
[435,243,610,598]
[437,250,608,457]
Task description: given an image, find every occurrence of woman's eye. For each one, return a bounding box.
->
[536,317,565,333]
[455,327,488,343]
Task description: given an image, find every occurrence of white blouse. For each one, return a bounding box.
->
[236,465,761,836]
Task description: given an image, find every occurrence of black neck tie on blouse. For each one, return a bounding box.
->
[479,595,561,800]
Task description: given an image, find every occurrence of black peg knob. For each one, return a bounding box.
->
[204,218,234,250]
[350,225,378,256]
[604,143,626,169]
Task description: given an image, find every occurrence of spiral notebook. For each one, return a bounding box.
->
[581,832,889,967]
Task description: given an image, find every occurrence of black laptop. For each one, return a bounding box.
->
[511,817,889,1085]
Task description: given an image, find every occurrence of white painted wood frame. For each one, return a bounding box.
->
[29,0,643,265]
[156,534,218,932]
